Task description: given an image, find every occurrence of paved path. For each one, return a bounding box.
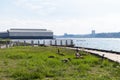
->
[0,45,7,49]
[66,47,120,63]
[0,44,13,49]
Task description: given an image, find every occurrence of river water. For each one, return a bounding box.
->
[73,38,120,52]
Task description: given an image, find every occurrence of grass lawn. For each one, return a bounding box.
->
[0,46,120,80]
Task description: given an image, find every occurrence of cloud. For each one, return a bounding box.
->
[1,0,120,34]
[12,0,120,19]
[1,13,120,35]
[13,0,57,16]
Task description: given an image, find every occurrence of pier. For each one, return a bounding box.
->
[0,39,120,63]
[11,39,74,47]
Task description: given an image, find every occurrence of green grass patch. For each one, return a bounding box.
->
[0,46,120,80]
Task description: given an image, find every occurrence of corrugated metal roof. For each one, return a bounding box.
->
[8,29,52,32]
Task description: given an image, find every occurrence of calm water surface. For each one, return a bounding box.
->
[73,38,120,52]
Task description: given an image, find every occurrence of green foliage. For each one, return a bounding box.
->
[0,46,119,80]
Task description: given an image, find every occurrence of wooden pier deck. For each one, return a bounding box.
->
[66,47,120,63]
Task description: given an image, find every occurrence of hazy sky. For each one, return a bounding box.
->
[0,0,120,35]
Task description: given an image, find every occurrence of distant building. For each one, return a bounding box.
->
[64,33,68,36]
[92,30,95,35]
[0,29,53,39]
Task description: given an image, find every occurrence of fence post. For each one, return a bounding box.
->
[71,40,74,47]
[31,40,34,47]
[60,40,62,46]
[17,41,19,46]
[66,40,68,46]
[38,40,40,46]
[6,41,8,48]
[55,40,57,46]
[50,40,52,46]
[24,41,26,46]
[43,40,45,46]
[9,41,11,47]
[16,41,19,46]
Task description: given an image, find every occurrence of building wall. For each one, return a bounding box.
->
[0,29,53,39]
[9,32,53,37]
[9,36,53,39]
[9,32,53,39]
[0,32,9,39]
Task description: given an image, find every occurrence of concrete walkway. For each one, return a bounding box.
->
[1,45,6,49]
[66,47,120,63]
[0,44,13,49]
[0,45,7,49]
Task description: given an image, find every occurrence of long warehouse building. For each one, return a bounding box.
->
[0,29,53,39]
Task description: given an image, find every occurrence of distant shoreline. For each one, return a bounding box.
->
[55,32,120,38]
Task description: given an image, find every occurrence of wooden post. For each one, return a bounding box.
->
[19,41,20,46]
[31,40,34,47]
[16,41,19,46]
[9,41,11,47]
[43,40,45,46]
[66,40,68,46]
[15,42,17,46]
[24,41,26,46]
[71,40,73,46]
[60,40,62,46]
[55,40,57,46]
[6,41,8,48]
[15,41,19,46]
[38,40,40,46]
[50,40,52,46]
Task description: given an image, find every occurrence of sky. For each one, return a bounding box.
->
[0,0,120,35]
